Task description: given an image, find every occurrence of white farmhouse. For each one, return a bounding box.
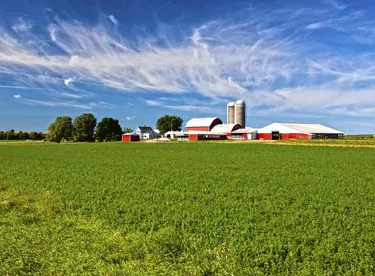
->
[136,126,160,139]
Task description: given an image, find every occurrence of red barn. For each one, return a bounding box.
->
[185,117,223,132]
[122,133,140,142]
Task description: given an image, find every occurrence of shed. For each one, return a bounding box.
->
[231,127,258,140]
[122,133,140,142]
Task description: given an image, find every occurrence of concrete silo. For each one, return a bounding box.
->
[235,100,246,128]
[227,102,235,124]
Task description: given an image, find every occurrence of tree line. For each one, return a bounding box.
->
[1,113,184,142]
[0,130,45,140]
[47,113,133,142]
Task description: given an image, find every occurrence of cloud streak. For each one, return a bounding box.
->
[0,5,375,117]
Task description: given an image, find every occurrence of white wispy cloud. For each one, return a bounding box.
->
[12,18,32,32]
[17,98,115,110]
[125,116,135,121]
[322,0,348,10]
[13,94,21,99]
[0,4,374,116]
[108,15,118,25]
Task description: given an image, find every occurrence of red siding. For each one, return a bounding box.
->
[186,126,211,132]
[189,134,199,141]
[258,133,311,140]
[258,133,272,140]
[242,134,247,140]
[282,133,311,140]
[122,135,140,142]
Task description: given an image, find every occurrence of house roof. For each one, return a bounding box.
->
[211,124,241,133]
[231,127,257,134]
[185,117,222,128]
[258,123,343,134]
[137,126,154,133]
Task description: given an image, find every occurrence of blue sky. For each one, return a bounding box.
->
[1,0,375,133]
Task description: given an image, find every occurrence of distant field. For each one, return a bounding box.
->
[275,138,375,147]
[1,142,375,274]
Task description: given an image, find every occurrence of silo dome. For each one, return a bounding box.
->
[236,100,245,105]
[227,102,235,106]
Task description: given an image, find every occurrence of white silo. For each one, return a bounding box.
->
[235,100,246,128]
[227,102,235,124]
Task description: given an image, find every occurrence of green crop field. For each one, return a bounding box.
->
[1,142,375,275]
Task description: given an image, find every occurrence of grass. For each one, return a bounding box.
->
[1,142,375,274]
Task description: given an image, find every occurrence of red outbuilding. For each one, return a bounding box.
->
[122,133,140,142]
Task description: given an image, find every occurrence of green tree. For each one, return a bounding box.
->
[47,116,73,143]
[8,129,15,140]
[29,132,43,140]
[123,127,133,134]
[18,131,29,140]
[96,118,122,142]
[156,115,183,135]
[73,113,97,142]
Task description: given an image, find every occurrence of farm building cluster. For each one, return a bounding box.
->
[122,100,344,142]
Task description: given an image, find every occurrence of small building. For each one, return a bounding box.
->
[135,126,160,139]
[185,117,223,132]
[231,127,258,140]
[257,123,344,140]
[210,124,242,138]
[164,131,189,140]
[122,133,140,142]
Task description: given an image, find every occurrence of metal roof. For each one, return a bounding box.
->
[185,117,221,128]
[137,126,154,132]
[258,123,343,134]
[231,127,257,134]
[211,124,240,133]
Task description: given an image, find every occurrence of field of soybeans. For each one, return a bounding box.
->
[1,142,375,275]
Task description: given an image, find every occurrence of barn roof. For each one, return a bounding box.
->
[231,127,257,134]
[185,117,222,128]
[258,123,343,134]
[211,124,241,133]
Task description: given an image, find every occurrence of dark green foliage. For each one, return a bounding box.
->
[28,132,45,140]
[0,131,45,140]
[1,143,375,274]
[73,113,97,142]
[123,127,133,134]
[156,115,183,135]
[47,116,73,142]
[96,117,122,142]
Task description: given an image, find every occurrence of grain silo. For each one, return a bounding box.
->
[227,102,235,124]
[235,100,246,128]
